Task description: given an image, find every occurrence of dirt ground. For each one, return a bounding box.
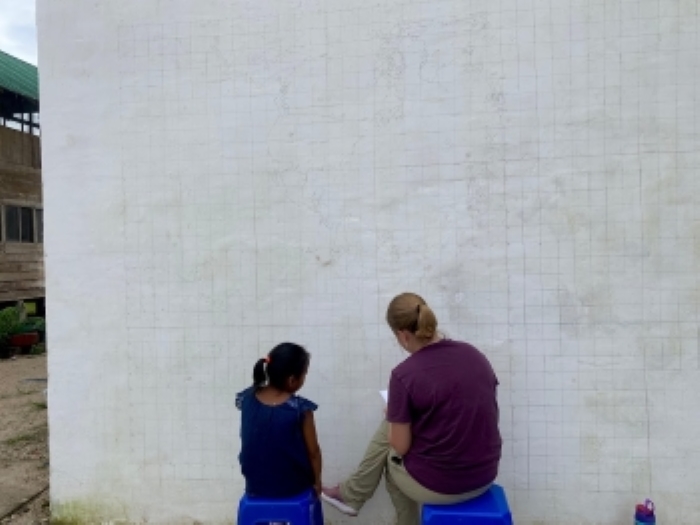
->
[0,355,50,524]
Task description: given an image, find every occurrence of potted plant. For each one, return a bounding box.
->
[0,306,21,359]
[10,315,42,355]
[10,332,41,354]
[26,316,46,343]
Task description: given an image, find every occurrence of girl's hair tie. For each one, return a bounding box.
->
[264,356,271,364]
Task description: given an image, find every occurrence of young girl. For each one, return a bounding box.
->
[236,342,323,498]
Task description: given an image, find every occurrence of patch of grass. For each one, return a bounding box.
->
[50,519,82,525]
[30,343,46,355]
[0,390,34,400]
[3,433,34,446]
[49,500,126,525]
[31,401,47,410]
[2,427,46,446]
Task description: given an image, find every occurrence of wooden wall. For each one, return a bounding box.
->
[0,125,43,303]
[0,125,41,169]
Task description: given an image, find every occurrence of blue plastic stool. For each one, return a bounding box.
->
[421,484,513,524]
[237,489,324,525]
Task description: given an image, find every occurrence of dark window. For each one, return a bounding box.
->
[3,205,38,243]
[36,209,43,243]
[20,207,34,242]
[5,206,20,242]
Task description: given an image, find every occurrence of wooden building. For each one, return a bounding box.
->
[0,50,43,308]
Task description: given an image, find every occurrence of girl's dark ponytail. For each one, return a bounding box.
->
[255,343,310,391]
[253,358,267,387]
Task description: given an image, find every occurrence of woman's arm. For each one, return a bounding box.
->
[388,422,412,456]
[302,411,323,495]
[386,374,413,455]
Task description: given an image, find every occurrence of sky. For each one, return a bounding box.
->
[0,0,37,64]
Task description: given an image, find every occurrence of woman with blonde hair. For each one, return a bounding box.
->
[322,292,502,525]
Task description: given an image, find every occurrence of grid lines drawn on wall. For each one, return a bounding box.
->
[39,0,700,523]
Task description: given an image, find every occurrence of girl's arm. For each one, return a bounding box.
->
[302,411,323,495]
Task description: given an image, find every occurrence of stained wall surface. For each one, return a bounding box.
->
[38,0,700,523]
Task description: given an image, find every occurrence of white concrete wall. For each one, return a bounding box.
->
[39,0,700,523]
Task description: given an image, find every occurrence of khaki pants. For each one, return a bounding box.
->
[339,420,490,525]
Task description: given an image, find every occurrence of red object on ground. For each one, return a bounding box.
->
[9,332,40,347]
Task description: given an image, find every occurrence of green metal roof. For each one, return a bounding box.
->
[0,50,38,101]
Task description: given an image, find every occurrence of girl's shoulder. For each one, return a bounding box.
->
[235,387,318,413]
[235,386,255,410]
[286,394,318,413]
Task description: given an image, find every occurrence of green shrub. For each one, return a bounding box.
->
[18,316,46,334]
[31,343,46,355]
[28,316,46,331]
[0,306,21,340]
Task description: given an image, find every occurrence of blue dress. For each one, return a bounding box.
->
[236,386,318,498]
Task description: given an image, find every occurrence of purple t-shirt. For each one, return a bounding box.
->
[387,339,502,494]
